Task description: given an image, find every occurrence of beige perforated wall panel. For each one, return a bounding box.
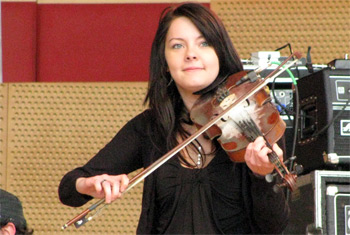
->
[3,83,148,234]
[212,0,350,64]
[0,84,8,189]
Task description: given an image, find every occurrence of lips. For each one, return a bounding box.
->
[183,67,203,71]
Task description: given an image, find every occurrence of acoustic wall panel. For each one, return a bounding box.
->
[0,84,8,189]
[212,0,350,64]
[4,82,148,234]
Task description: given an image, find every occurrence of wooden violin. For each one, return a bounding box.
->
[190,67,297,192]
[61,52,301,230]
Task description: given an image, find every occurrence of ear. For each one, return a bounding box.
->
[1,222,16,235]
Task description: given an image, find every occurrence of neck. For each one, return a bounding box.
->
[179,91,200,111]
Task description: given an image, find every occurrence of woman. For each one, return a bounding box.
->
[59,3,290,234]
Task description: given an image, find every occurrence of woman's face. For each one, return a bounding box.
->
[165,16,219,103]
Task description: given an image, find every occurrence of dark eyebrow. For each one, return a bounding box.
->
[168,35,204,43]
[168,38,184,43]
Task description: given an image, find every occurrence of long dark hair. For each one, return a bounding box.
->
[144,2,243,154]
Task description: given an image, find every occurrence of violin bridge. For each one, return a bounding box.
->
[218,93,236,110]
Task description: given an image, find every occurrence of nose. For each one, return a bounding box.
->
[186,55,197,61]
[185,47,198,61]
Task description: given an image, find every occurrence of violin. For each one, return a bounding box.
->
[190,68,297,192]
[191,70,286,162]
[61,52,302,230]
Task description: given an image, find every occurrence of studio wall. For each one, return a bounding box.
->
[0,82,148,234]
[2,0,349,83]
[1,0,209,83]
[1,0,349,234]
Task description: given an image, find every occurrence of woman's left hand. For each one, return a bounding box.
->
[244,136,283,176]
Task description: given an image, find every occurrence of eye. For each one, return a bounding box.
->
[172,43,183,49]
[200,41,209,47]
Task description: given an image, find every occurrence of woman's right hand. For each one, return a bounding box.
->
[75,174,129,203]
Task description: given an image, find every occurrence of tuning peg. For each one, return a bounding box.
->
[283,156,297,165]
[265,172,277,183]
[273,184,282,193]
[292,164,304,175]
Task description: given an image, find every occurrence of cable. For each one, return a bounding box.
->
[311,99,350,138]
[269,61,297,122]
[267,61,300,204]
[269,61,299,169]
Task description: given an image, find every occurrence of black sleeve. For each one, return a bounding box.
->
[244,134,291,234]
[247,170,290,234]
[58,111,149,207]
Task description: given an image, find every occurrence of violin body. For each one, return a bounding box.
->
[190,71,286,162]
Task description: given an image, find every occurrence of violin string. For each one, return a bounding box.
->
[236,114,286,174]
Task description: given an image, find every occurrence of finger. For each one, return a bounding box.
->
[94,174,109,192]
[272,144,283,160]
[111,180,121,201]
[244,142,254,162]
[252,137,266,153]
[102,181,112,203]
[254,136,266,145]
[94,178,104,193]
[257,146,272,164]
[120,175,129,193]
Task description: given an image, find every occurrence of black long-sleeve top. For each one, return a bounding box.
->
[58,109,290,234]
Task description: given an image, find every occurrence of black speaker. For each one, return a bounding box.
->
[294,68,350,174]
[284,170,350,235]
